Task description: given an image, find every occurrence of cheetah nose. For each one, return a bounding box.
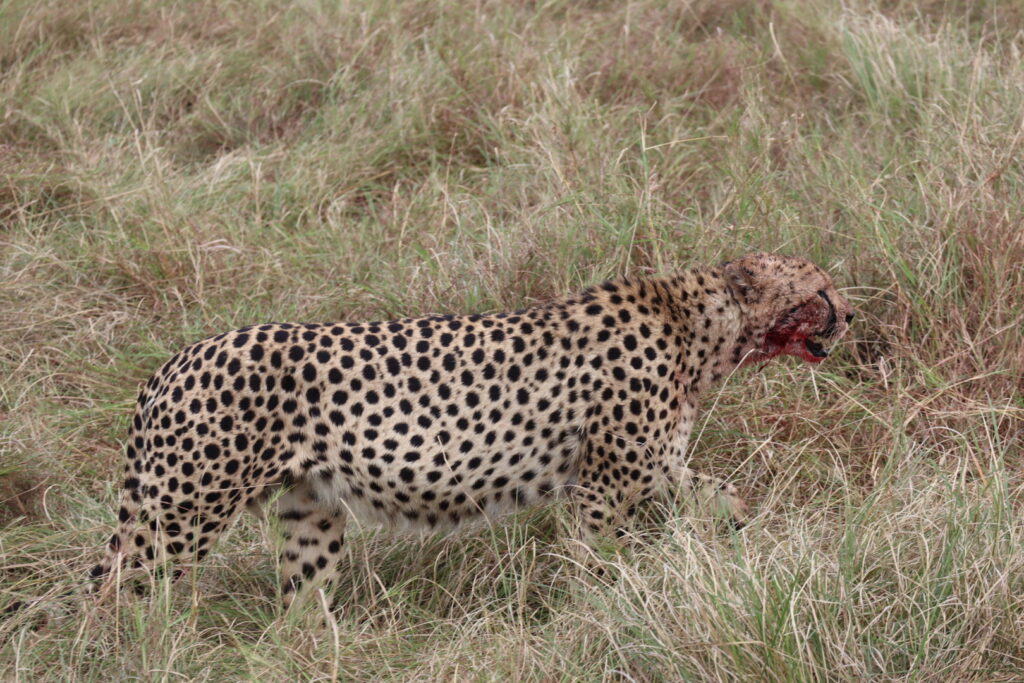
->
[845,312,854,324]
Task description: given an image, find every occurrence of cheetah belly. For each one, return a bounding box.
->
[305,430,583,532]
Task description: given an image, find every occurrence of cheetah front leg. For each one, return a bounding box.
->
[665,403,747,529]
[568,411,746,549]
[568,427,660,544]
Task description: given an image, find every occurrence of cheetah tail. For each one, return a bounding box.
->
[84,387,153,593]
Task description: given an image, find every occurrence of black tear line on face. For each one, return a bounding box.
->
[817,289,837,338]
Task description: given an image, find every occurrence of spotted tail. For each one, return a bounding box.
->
[85,385,153,591]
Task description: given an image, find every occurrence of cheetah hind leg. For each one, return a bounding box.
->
[673,467,749,530]
[271,478,347,608]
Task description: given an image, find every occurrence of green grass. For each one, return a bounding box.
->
[2,0,1023,679]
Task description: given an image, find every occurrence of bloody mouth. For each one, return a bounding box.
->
[762,329,829,364]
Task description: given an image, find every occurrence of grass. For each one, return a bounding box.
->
[1,0,1023,679]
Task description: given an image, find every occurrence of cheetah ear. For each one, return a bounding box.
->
[722,255,764,305]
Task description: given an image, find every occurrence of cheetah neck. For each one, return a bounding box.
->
[568,267,746,399]
[660,268,746,394]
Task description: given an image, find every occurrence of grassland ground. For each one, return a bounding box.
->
[1,0,1023,679]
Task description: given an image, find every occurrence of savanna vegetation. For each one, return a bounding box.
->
[2,0,1022,679]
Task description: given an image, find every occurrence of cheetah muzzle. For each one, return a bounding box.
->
[65,251,854,608]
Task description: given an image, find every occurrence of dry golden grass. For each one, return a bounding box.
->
[2,0,1023,679]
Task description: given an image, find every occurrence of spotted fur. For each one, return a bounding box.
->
[88,252,853,605]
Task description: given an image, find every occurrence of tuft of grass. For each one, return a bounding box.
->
[1,0,1022,679]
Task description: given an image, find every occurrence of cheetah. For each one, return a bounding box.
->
[86,252,853,606]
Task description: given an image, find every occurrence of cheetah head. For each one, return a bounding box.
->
[723,252,854,367]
